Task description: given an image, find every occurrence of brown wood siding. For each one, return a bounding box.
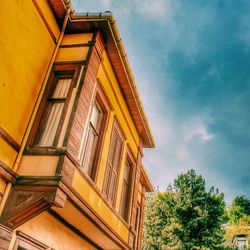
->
[0,224,13,250]
[67,40,102,163]
[60,155,75,186]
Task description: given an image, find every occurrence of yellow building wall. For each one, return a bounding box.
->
[0,0,58,168]
[55,34,93,62]
[18,212,96,250]
[71,44,144,242]
[72,170,129,243]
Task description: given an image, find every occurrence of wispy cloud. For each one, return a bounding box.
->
[134,0,172,22]
[72,0,250,202]
[183,118,215,142]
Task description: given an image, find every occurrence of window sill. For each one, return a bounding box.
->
[24,146,67,156]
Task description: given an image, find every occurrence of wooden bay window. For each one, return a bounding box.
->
[28,64,81,150]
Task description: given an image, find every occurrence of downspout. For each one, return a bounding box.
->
[0,6,72,216]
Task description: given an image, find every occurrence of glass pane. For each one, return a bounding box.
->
[90,105,100,129]
[39,103,64,146]
[124,161,131,183]
[83,127,96,173]
[52,78,72,98]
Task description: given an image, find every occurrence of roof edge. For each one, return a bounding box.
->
[70,11,155,148]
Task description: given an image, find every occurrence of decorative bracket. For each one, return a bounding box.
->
[0,176,67,229]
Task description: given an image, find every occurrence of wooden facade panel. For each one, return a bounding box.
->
[61,156,75,185]
[55,47,89,62]
[61,33,93,46]
[0,224,13,250]
[67,47,101,162]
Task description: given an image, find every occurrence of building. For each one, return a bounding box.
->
[224,225,250,249]
[0,0,155,249]
[233,234,249,249]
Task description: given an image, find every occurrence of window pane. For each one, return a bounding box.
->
[82,127,97,176]
[124,161,131,183]
[39,103,64,146]
[52,78,72,98]
[90,105,100,129]
[120,182,129,219]
[120,160,131,220]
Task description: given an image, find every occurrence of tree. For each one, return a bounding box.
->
[228,195,250,225]
[143,170,227,250]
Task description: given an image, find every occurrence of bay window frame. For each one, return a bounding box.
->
[27,64,81,151]
[79,80,111,182]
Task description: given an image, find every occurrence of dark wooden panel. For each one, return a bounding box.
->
[61,155,75,185]
[0,126,20,152]
[0,176,66,229]
[0,160,18,184]
[67,35,103,163]
[0,224,13,250]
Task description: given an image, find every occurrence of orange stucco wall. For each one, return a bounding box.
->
[0,0,58,168]
[17,212,96,250]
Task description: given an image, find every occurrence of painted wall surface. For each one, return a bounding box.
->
[55,34,93,62]
[18,156,59,176]
[18,212,96,250]
[0,0,57,167]
[72,170,130,243]
[53,201,120,249]
[97,51,140,157]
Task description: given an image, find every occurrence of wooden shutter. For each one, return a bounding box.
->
[103,126,123,205]
[120,160,132,220]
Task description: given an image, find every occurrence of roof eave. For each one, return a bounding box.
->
[70,12,155,148]
[47,0,155,148]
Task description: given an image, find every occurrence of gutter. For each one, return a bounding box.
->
[70,11,155,148]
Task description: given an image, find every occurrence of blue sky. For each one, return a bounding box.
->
[72,0,250,202]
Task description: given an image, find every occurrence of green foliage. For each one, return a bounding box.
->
[228,195,250,225]
[143,170,227,250]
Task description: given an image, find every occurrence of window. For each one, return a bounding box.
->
[120,158,133,221]
[103,121,124,205]
[38,77,72,147]
[134,204,141,249]
[30,65,79,149]
[81,101,104,180]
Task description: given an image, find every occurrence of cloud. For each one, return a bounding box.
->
[72,0,250,202]
[238,5,250,48]
[183,118,215,142]
[134,0,172,22]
